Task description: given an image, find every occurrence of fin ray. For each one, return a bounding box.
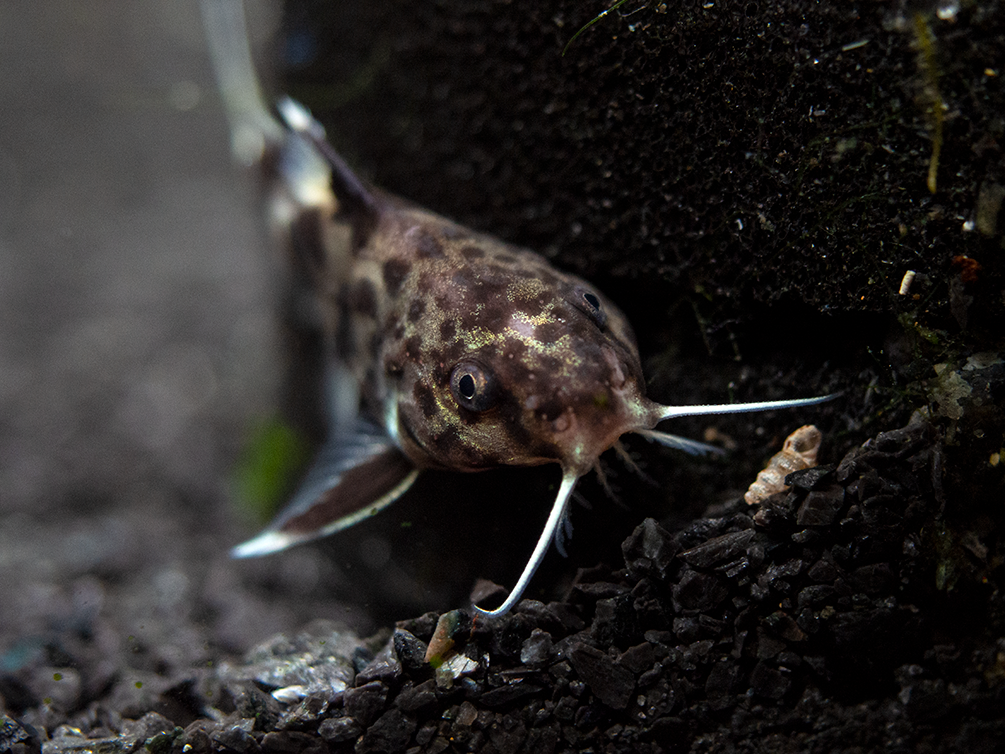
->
[232,420,418,558]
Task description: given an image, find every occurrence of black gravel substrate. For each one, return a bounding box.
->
[6,416,1004,754]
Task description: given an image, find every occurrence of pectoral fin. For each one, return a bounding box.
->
[232,422,419,558]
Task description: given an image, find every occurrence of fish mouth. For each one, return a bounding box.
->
[549,398,644,476]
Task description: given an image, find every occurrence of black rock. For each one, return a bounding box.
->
[0,715,41,754]
[680,530,755,569]
[211,721,260,754]
[567,643,634,710]
[318,716,362,744]
[749,661,791,701]
[518,629,553,666]
[480,681,544,708]
[796,485,846,526]
[394,680,437,714]
[343,681,388,727]
[786,465,837,491]
[229,682,282,732]
[622,519,677,579]
[391,630,427,675]
[705,660,742,710]
[618,643,655,675]
[673,570,730,611]
[394,614,439,643]
[356,709,416,754]
[260,730,324,754]
[356,641,402,686]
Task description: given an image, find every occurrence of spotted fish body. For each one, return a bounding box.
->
[205,3,834,617]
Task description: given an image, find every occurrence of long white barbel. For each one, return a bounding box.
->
[472,472,579,618]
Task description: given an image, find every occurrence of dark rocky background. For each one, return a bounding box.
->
[1,1,1003,752]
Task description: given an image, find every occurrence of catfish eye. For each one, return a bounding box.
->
[573,286,607,329]
[450,361,499,412]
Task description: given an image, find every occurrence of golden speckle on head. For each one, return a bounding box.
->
[507,277,547,302]
[461,325,499,351]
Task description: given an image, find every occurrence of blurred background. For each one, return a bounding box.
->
[0,1,374,678]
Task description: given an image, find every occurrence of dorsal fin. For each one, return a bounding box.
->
[276,97,382,232]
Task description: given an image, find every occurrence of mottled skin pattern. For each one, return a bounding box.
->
[327,198,649,478]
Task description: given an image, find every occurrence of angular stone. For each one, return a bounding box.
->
[357,709,416,754]
[519,629,553,666]
[480,682,544,708]
[356,640,402,686]
[318,716,361,744]
[212,722,260,754]
[0,715,42,754]
[749,662,790,700]
[673,570,729,611]
[622,519,677,579]
[343,681,388,726]
[260,731,324,754]
[796,485,846,526]
[395,680,438,714]
[680,530,755,568]
[392,630,427,674]
[567,643,634,710]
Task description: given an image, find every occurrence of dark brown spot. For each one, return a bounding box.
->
[439,319,456,340]
[383,258,412,296]
[518,294,550,318]
[387,321,406,341]
[288,208,326,273]
[414,231,444,259]
[536,397,566,422]
[407,299,425,323]
[456,406,482,426]
[348,278,378,318]
[540,354,562,373]
[499,338,529,362]
[384,355,404,377]
[413,382,439,419]
[433,425,461,457]
[452,269,478,291]
[460,245,486,260]
[509,268,538,278]
[404,335,423,361]
[478,300,510,329]
[535,321,564,345]
[497,396,537,448]
[432,361,452,385]
[436,339,466,367]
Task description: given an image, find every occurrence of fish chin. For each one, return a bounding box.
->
[546,386,650,476]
